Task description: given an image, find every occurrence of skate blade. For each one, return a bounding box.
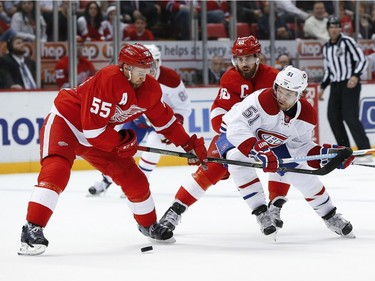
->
[271,232,277,242]
[18,242,47,256]
[343,232,356,239]
[148,236,176,244]
[86,192,106,197]
[266,230,278,242]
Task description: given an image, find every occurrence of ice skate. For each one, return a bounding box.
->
[160,201,187,231]
[268,196,287,229]
[18,222,49,256]
[87,174,112,196]
[252,205,277,236]
[138,222,176,243]
[322,208,355,238]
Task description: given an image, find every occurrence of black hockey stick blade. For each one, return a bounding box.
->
[137,146,352,176]
[281,147,353,175]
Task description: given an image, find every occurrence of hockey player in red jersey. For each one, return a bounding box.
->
[18,43,208,256]
[160,35,289,231]
[88,44,192,195]
[216,66,355,238]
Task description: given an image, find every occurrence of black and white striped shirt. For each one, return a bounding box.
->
[321,33,368,89]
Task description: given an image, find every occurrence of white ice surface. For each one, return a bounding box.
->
[1,163,374,281]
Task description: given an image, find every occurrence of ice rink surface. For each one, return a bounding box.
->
[1,161,374,281]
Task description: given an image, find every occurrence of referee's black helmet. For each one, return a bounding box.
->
[326,16,341,29]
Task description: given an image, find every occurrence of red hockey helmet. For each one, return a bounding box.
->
[118,43,154,69]
[231,36,261,57]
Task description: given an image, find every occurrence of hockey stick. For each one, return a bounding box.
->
[278,148,374,164]
[137,145,353,176]
[351,163,375,168]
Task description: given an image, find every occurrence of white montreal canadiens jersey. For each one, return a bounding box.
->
[160,80,191,121]
[222,88,318,158]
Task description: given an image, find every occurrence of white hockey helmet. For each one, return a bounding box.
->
[144,44,161,62]
[144,44,161,77]
[273,65,308,97]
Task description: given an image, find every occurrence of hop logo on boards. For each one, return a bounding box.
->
[297,41,323,57]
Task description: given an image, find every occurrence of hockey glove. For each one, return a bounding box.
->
[182,134,208,169]
[308,144,354,169]
[115,129,138,158]
[321,144,354,169]
[250,140,279,173]
[161,114,184,145]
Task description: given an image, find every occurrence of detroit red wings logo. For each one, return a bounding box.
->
[256,129,287,147]
[109,104,146,123]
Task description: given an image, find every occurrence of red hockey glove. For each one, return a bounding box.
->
[182,134,208,169]
[161,114,184,145]
[250,140,279,173]
[321,144,354,169]
[115,129,138,158]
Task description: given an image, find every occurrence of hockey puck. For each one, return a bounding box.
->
[141,246,153,252]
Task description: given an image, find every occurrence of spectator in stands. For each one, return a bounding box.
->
[303,1,329,41]
[275,53,291,70]
[275,0,310,22]
[125,16,154,41]
[10,0,47,42]
[258,1,294,40]
[54,38,96,89]
[0,68,13,89]
[237,1,261,24]
[0,1,16,41]
[208,55,225,85]
[339,1,354,37]
[358,2,375,39]
[205,0,230,24]
[2,1,19,18]
[102,5,128,41]
[0,35,36,89]
[57,1,69,41]
[77,1,105,41]
[40,0,55,41]
[120,1,161,28]
[365,47,375,79]
[160,0,194,40]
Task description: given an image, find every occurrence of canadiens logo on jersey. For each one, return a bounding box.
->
[110,104,146,123]
[256,129,287,147]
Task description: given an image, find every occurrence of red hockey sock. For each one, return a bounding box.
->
[268,181,290,201]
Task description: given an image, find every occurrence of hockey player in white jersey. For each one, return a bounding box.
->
[88,44,192,195]
[216,66,355,238]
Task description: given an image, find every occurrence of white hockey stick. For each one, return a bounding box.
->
[279,148,375,164]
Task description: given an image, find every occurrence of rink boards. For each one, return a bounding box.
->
[0,85,374,174]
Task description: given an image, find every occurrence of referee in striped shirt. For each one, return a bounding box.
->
[319,16,371,159]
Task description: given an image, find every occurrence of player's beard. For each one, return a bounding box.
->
[239,64,258,80]
[131,80,144,89]
[131,82,142,89]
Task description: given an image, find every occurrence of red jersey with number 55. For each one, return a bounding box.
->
[210,64,279,133]
[51,65,190,152]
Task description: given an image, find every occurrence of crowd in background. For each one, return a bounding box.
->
[1,0,375,89]
[1,1,375,43]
